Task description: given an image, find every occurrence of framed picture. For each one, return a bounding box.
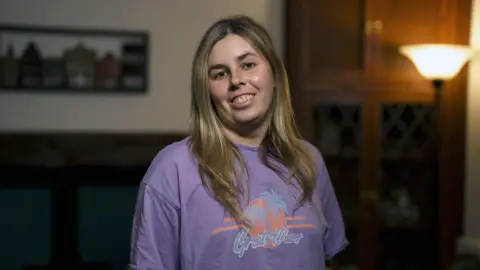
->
[0,23,149,94]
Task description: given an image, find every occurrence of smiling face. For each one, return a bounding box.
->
[207,34,275,135]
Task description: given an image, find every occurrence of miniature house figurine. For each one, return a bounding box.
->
[64,43,96,89]
[0,44,19,87]
[19,42,43,88]
[95,52,121,89]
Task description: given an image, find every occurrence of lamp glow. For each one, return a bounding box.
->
[399,44,476,80]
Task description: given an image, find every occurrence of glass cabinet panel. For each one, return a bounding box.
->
[378,103,438,270]
[312,103,363,269]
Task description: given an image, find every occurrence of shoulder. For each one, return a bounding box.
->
[299,139,327,168]
[140,136,196,203]
[147,136,193,169]
[298,139,330,187]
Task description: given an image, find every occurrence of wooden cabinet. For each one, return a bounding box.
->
[285,0,472,269]
[287,0,471,92]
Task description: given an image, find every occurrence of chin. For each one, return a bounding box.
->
[232,112,265,126]
[233,117,259,125]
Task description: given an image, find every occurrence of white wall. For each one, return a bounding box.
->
[459,0,480,254]
[0,0,284,132]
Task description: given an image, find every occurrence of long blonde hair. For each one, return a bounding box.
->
[189,15,317,225]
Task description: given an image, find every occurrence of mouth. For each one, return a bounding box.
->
[230,94,255,104]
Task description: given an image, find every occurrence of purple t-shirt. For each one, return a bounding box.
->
[129,137,348,270]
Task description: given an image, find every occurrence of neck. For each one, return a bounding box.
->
[222,122,269,147]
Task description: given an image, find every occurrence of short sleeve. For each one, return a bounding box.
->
[317,152,349,259]
[129,183,180,270]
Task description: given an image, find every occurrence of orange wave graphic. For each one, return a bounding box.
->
[211,216,315,235]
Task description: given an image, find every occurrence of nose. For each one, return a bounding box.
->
[230,70,246,90]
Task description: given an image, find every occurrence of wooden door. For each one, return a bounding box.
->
[286,1,471,268]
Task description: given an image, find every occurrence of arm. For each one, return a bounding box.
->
[129,183,180,270]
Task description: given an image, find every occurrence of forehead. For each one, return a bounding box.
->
[209,34,258,63]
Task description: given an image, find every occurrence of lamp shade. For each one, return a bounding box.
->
[399,44,476,80]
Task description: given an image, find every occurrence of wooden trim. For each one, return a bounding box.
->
[0,133,187,168]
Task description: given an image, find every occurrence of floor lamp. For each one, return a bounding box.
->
[398,43,476,268]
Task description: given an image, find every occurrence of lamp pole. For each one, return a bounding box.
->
[431,79,444,136]
[432,79,444,105]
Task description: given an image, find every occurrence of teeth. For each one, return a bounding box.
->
[233,94,253,104]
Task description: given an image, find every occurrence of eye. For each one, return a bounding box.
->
[241,62,256,70]
[213,71,228,80]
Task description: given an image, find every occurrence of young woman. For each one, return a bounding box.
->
[129,15,348,270]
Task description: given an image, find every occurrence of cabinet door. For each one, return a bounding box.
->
[286,0,371,91]
[304,91,369,269]
[286,0,471,92]
[297,90,444,270]
[373,88,466,270]
[366,0,472,88]
[377,101,439,270]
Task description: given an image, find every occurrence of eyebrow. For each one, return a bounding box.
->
[208,52,257,72]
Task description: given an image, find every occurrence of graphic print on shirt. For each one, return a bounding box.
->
[211,189,317,258]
